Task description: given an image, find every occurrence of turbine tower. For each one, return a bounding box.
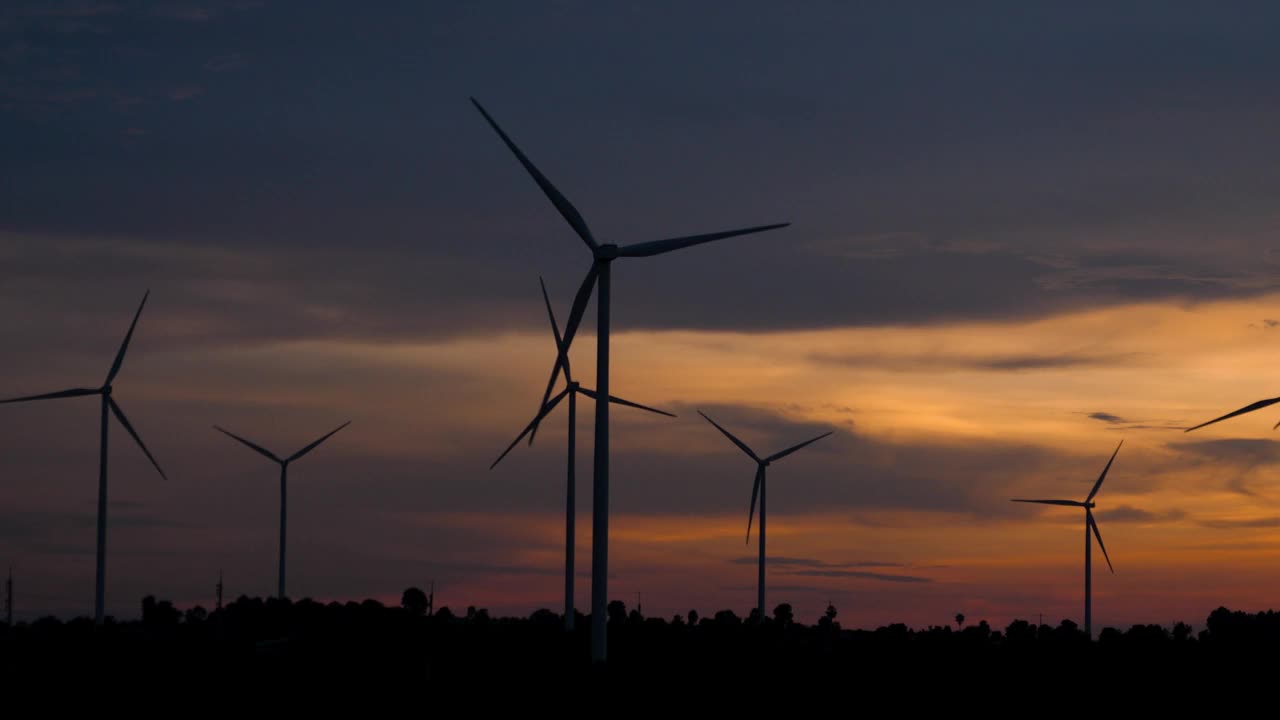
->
[213,421,349,599]
[1011,440,1122,639]
[698,410,832,618]
[473,97,789,662]
[491,278,674,632]
[0,291,167,624]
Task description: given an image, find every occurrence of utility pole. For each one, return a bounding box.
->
[216,570,223,612]
[636,591,642,618]
[427,580,435,618]
[5,566,12,626]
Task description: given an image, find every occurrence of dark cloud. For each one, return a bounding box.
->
[1201,517,1280,530]
[1098,505,1186,524]
[813,351,1142,373]
[1089,412,1128,424]
[203,52,247,72]
[1168,438,1280,464]
[5,3,1280,341]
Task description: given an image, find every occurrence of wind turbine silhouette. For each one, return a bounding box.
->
[0,290,167,625]
[472,97,790,662]
[491,277,674,632]
[1011,440,1122,639]
[698,410,831,619]
[213,421,350,599]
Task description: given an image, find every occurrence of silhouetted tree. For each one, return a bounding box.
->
[141,595,180,627]
[608,600,627,625]
[530,608,559,626]
[955,612,965,630]
[401,587,429,616]
[714,609,741,626]
[818,602,839,631]
[1004,619,1035,645]
[773,603,794,626]
[184,606,208,625]
[687,609,699,626]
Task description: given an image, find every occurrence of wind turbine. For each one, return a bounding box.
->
[213,421,349,599]
[491,278,674,632]
[1011,440,1122,639]
[472,97,790,662]
[698,410,831,618]
[0,291,166,625]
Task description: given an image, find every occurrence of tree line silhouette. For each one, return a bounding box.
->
[2,589,1276,678]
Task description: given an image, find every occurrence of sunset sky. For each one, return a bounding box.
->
[6,1,1280,630]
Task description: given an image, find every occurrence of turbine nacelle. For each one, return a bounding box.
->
[594,244,620,261]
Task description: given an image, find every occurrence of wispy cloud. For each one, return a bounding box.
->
[727,555,931,583]
[810,350,1143,373]
[790,569,932,583]
[730,556,904,569]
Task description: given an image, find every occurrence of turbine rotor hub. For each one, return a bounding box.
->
[595,244,619,260]
[101,385,112,395]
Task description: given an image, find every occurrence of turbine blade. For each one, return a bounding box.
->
[697,410,760,463]
[108,397,166,480]
[105,290,150,385]
[287,421,351,463]
[470,98,598,251]
[0,387,99,405]
[746,466,763,545]
[490,388,569,470]
[530,263,597,445]
[1086,440,1123,502]
[765,431,833,464]
[617,223,790,258]
[1010,499,1086,507]
[1185,397,1280,432]
[1088,510,1114,573]
[577,387,675,417]
[540,276,570,382]
[559,263,598,358]
[213,426,281,463]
